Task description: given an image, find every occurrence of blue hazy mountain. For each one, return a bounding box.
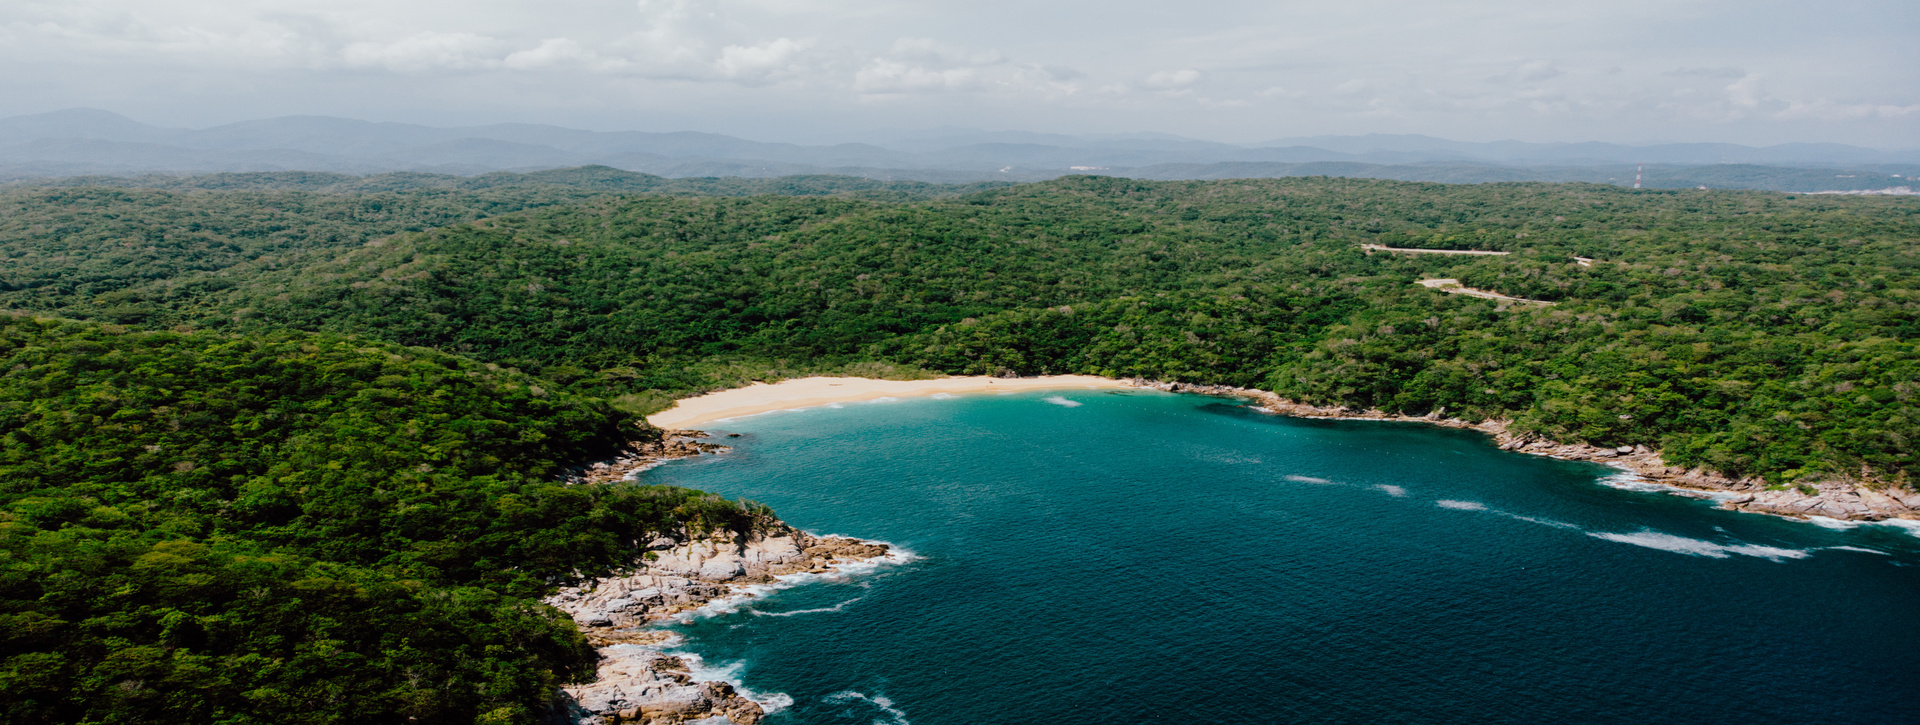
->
[2,109,1914,190]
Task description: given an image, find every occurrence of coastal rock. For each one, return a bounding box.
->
[1122,378,1918,524]
[545,523,893,724]
[551,646,765,725]
[563,430,732,486]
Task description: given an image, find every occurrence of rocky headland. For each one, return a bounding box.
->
[564,429,734,485]
[1129,379,1920,523]
[544,515,893,724]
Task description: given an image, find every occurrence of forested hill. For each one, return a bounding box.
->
[0,315,769,723]
[6,174,1919,485]
[5,170,1919,722]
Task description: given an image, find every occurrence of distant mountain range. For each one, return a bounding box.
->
[2,108,1915,192]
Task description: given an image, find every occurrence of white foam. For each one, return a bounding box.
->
[1588,530,1810,561]
[753,596,864,618]
[1595,468,1744,501]
[827,403,845,409]
[1826,545,1889,555]
[866,396,900,404]
[670,540,919,623]
[930,393,956,399]
[824,690,910,725]
[1497,512,1581,530]
[1721,544,1813,560]
[667,650,795,716]
[1436,500,1486,511]
[1284,474,1332,484]
[1373,484,1407,497]
[1808,516,1863,530]
[1874,519,1920,539]
[1042,395,1083,407]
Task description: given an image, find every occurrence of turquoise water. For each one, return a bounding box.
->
[643,390,1920,724]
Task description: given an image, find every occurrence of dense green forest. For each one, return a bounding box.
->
[4,169,1918,722]
[6,174,1917,482]
[0,316,767,723]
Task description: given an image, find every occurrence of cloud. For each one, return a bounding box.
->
[341,32,502,72]
[0,0,1913,146]
[886,37,1004,67]
[1664,67,1747,79]
[1777,99,1920,121]
[852,37,1018,95]
[714,37,810,83]
[1491,59,1563,85]
[503,38,609,71]
[1143,69,1202,90]
[854,58,978,93]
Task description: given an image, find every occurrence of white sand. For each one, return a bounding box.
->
[646,375,1131,429]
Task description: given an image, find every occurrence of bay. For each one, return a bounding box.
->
[642,389,1920,724]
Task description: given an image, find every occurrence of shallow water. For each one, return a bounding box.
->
[641,390,1920,724]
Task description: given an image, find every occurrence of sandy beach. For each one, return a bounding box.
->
[647,375,1130,428]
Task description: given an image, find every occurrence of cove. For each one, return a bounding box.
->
[640,389,1919,724]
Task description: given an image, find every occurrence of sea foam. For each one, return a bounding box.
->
[1373,484,1408,497]
[1284,474,1333,484]
[1435,500,1487,511]
[825,690,910,725]
[752,596,864,618]
[670,541,918,623]
[1042,395,1083,407]
[669,650,794,716]
[1588,530,1810,561]
[1825,545,1888,555]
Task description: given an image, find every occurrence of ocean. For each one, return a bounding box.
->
[641,389,1920,724]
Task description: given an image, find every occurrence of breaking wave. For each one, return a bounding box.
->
[671,650,795,716]
[1042,395,1083,407]
[671,540,918,623]
[1826,545,1888,555]
[1435,500,1487,511]
[824,690,910,725]
[1587,531,1811,561]
[1284,474,1333,484]
[752,596,865,618]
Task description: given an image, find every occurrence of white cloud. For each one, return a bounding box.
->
[1143,69,1202,90]
[1778,99,1920,121]
[0,0,1912,145]
[341,31,501,72]
[886,37,1003,67]
[714,37,810,83]
[503,38,606,71]
[1491,60,1563,85]
[854,58,978,94]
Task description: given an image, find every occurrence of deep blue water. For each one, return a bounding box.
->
[642,390,1920,724]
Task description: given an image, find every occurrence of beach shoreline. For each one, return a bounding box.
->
[1127,379,1920,524]
[645,373,1916,523]
[645,374,1129,429]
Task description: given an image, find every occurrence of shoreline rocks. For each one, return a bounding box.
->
[1124,379,1920,523]
[545,513,894,725]
[564,429,731,485]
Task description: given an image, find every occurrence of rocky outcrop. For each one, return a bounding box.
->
[548,648,767,725]
[566,430,730,485]
[545,523,893,725]
[1124,379,1920,523]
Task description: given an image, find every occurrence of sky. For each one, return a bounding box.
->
[2,0,1916,147]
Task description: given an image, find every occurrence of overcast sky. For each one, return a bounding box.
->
[2,0,1915,147]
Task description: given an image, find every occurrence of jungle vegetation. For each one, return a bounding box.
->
[0,317,768,723]
[3,169,1917,722]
